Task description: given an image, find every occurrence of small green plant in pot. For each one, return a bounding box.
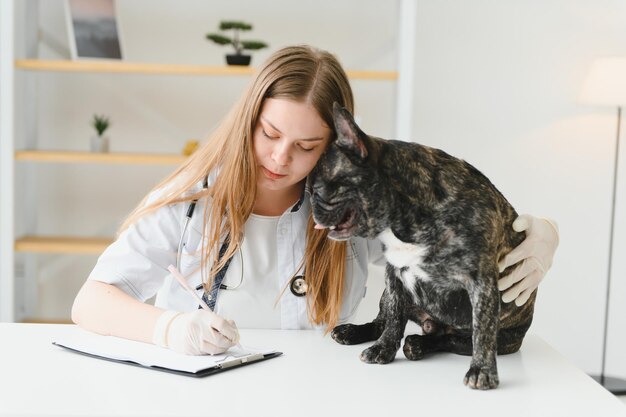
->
[90,114,110,153]
[206,20,268,66]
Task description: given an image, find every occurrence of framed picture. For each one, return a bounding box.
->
[64,0,123,60]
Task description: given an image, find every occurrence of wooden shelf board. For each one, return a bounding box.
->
[20,317,73,324]
[15,236,114,254]
[15,59,398,80]
[15,150,187,165]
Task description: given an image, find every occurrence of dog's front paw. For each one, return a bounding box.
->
[359,343,397,364]
[331,323,373,345]
[403,335,425,361]
[463,365,499,390]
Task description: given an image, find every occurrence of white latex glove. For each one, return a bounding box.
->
[497,215,559,306]
[152,309,239,355]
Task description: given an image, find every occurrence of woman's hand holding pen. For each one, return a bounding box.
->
[153,309,240,355]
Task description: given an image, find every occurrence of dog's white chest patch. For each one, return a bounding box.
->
[377,229,432,286]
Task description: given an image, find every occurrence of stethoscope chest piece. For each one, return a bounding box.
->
[290,275,307,297]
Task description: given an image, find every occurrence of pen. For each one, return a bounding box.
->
[167,264,241,348]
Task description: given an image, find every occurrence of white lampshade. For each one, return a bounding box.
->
[580,57,626,106]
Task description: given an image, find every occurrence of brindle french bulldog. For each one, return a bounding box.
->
[309,103,536,390]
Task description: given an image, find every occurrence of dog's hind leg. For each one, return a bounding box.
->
[402,323,532,360]
[495,321,533,354]
[331,288,388,345]
[403,333,472,360]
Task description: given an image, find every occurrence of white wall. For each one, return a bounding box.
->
[13,0,626,378]
[406,0,626,377]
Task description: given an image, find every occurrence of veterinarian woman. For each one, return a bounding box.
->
[72,45,559,355]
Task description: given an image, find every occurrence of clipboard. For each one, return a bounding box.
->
[52,329,282,378]
[53,342,282,377]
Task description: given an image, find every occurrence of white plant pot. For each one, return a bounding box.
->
[90,134,110,153]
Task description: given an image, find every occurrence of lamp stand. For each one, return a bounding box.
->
[590,106,626,395]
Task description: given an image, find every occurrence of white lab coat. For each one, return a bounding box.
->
[88,177,385,329]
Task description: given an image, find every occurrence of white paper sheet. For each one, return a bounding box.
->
[53,327,276,374]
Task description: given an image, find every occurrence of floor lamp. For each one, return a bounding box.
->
[580,57,626,395]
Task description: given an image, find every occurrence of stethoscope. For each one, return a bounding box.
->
[176,198,244,292]
[176,183,307,297]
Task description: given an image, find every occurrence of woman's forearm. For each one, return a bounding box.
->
[71,280,165,344]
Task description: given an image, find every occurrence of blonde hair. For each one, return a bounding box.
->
[120,45,354,330]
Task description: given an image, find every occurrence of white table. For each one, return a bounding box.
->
[0,323,625,417]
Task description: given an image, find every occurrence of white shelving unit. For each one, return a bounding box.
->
[0,0,16,322]
[0,0,416,322]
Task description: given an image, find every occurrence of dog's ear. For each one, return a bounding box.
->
[333,102,368,159]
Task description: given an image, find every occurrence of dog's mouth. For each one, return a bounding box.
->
[314,207,358,241]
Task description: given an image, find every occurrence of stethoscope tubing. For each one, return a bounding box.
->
[176,196,306,297]
[176,199,198,270]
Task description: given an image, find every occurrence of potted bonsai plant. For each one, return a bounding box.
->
[90,114,110,153]
[206,20,268,66]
